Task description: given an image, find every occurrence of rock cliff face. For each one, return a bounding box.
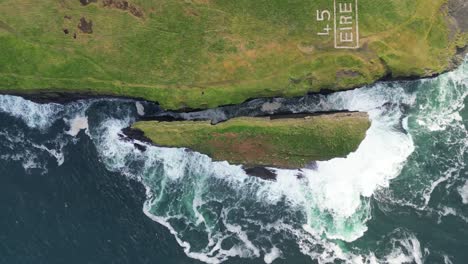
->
[449,0,468,33]
[447,0,468,68]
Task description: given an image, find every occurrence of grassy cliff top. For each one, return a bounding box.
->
[132,113,370,168]
[0,0,466,109]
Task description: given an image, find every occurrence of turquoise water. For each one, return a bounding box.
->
[0,59,466,263]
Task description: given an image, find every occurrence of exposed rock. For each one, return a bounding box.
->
[102,0,144,18]
[78,17,93,34]
[446,0,468,69]
[244,167,277,181]
[79,0,97,6]
[336,70,361,79]
[120,127,153,144]
[448,0,468,33]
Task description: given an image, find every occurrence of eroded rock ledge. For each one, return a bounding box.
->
[124,112,371,179]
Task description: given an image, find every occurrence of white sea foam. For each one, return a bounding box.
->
[0,68,449,263]
[90,79,417,263]
[263,247,281,264]
[279,84,415,242]
[0,96,101,174]
[383,236,423,264]
[261,101,282,113]
[437,206,468,223]
[0,127,67,173]
[458,181,468,204]
[415,65,468,132]
[376,58,468,213]
[0,95,64,130]
[66,116,89,136]
[0,66,457,263]
[20,151,45,172]
[33,143,65,166]
[135,102,145,116]
[443,254,454,264]
[85,60,468,263]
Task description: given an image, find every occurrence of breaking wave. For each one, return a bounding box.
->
[374,58,468,221]
[84,81,419,262]
[0,95,64,130]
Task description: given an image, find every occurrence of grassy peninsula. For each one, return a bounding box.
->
[0,0,466,110]
[132,113,370,168]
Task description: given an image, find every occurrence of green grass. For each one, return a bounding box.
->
[133,113,371,168]
[0,0,466,109]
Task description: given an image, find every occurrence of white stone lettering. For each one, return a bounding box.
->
[334,0,359,49]
[316,9,332,36]
[340,32,353,42]
[340,15,353,25]
[339,3,353,13]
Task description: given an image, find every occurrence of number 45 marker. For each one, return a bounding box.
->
[316,10,332,36]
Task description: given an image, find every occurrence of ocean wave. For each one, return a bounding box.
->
[88,76,418,263]
[374,58,468,219]
[0,95,64,130]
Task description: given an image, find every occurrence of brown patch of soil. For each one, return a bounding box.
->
[206,133,286,167]
[268,111,357,120]
[234,139,269,161]
[336,70,361,79]
[193,0,210,4]
[210,137,268,161]
[63,28,69,34]
[297,43,315,54]
[245,49,257,59]
[185,8,199,17]
[0,20,15,34]
[78,17,93,34]
[79,0,97,6]
[102,0,144,18]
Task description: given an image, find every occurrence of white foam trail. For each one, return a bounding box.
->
[0,128,67,172]
[437,206,468,223]
[443,254,454,264]
[421,170,453,207]
[20,151,45,172]
[383,236,423,264]
[33,143,65,166]
[143,189,260,264]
